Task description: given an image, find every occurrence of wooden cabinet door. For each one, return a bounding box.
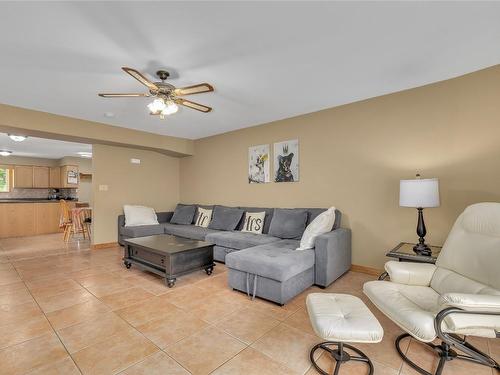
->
[0,203,36,238]
[61,165,79,188]
[35,203,61,234]
[33,167,50,188]
[49,167,61,188]
[13,166,34,188]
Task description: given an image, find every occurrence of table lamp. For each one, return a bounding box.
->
[399,175,440,256]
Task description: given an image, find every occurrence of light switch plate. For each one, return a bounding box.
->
[99,184,108,191]
[130,158,141,164]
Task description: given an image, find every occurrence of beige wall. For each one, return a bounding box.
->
[92,144,180,244]
[180,65,500,269]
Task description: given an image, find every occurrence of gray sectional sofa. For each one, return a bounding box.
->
[118,204,351,305]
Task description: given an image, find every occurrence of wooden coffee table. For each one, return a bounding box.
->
[123,234,215,287]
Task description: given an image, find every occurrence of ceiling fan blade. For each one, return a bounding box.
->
[122,67,158,91]
[98,93,150,97]
[175,98,212,113]
[174,83,214,96]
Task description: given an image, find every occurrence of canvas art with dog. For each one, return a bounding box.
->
[274,139,299,182]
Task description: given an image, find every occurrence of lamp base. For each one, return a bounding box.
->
[413,242,431,256]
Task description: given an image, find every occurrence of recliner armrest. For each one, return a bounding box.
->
[440,293,500,312]
[385,261,436,286]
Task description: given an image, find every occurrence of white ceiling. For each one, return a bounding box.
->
[0,2,499,140]
[0,133,91,159]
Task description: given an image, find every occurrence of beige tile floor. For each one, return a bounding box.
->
[0,233,498,374]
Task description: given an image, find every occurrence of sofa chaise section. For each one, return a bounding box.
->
[226,240,315,305]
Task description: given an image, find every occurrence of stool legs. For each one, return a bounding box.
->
[310,341,374,375]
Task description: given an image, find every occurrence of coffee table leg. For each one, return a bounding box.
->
[205,264,214,276]
[123,260,131,269]
[166,277,176,288]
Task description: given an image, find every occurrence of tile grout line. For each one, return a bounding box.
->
[10,260,85,375]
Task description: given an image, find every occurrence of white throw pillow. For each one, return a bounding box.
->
[195,207,212,228]
[123,205,159,227]
[241,212,266,234]
[296,207,336,250]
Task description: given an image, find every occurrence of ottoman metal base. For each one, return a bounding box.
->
[310,341,374,375]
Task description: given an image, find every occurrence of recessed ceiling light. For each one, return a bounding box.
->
[8,134,27,142]
[77,152,92,158]
[103,112,115,118]
[0,150,12,156]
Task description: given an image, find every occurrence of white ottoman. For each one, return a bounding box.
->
[306,293,384,375]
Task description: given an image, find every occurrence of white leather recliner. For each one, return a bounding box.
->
[364,202,500,375]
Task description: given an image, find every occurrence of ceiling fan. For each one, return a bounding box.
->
[98,67,214,119]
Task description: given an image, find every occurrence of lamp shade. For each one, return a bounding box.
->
[400,178,440,208]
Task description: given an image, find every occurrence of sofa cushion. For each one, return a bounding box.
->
[194,207,212,228]
[170,204,196,225]
[241,211,266,234]
[268,208,308,239]
[121,224,165,238]
[237,207,274,234]
[205,231,281,250]
[123,205,159,227]
[225,240,314,282]
[164,223,216,241]
[208,206,244,231]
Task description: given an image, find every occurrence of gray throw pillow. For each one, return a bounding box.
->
[268,208,308,239]
[208,206,244,231]
[170,204,196,225]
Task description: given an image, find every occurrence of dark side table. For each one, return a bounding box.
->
[378,242,442,280]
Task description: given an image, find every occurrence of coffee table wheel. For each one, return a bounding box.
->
[205,265,214,275]
[166,278,176,288]
[124,261,132,269]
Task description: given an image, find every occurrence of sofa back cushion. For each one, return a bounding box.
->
[208,205,244,231]
[170,204,196,225]
[268,208,308,239]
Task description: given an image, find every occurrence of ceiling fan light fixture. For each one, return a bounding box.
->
[8,134,27,142]
[161,100,179,116]
[0,150,12,156]
[147,98,167,114]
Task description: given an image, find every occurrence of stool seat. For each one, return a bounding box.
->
[307,293,383,343]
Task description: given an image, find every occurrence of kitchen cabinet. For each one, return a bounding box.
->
[13,166,34,188]
[0,203,36,238]
[60,165,79,188]
[0,202,64,238]
[49,167,61,188]
[34,203,62,234]
[33,167,50,188]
